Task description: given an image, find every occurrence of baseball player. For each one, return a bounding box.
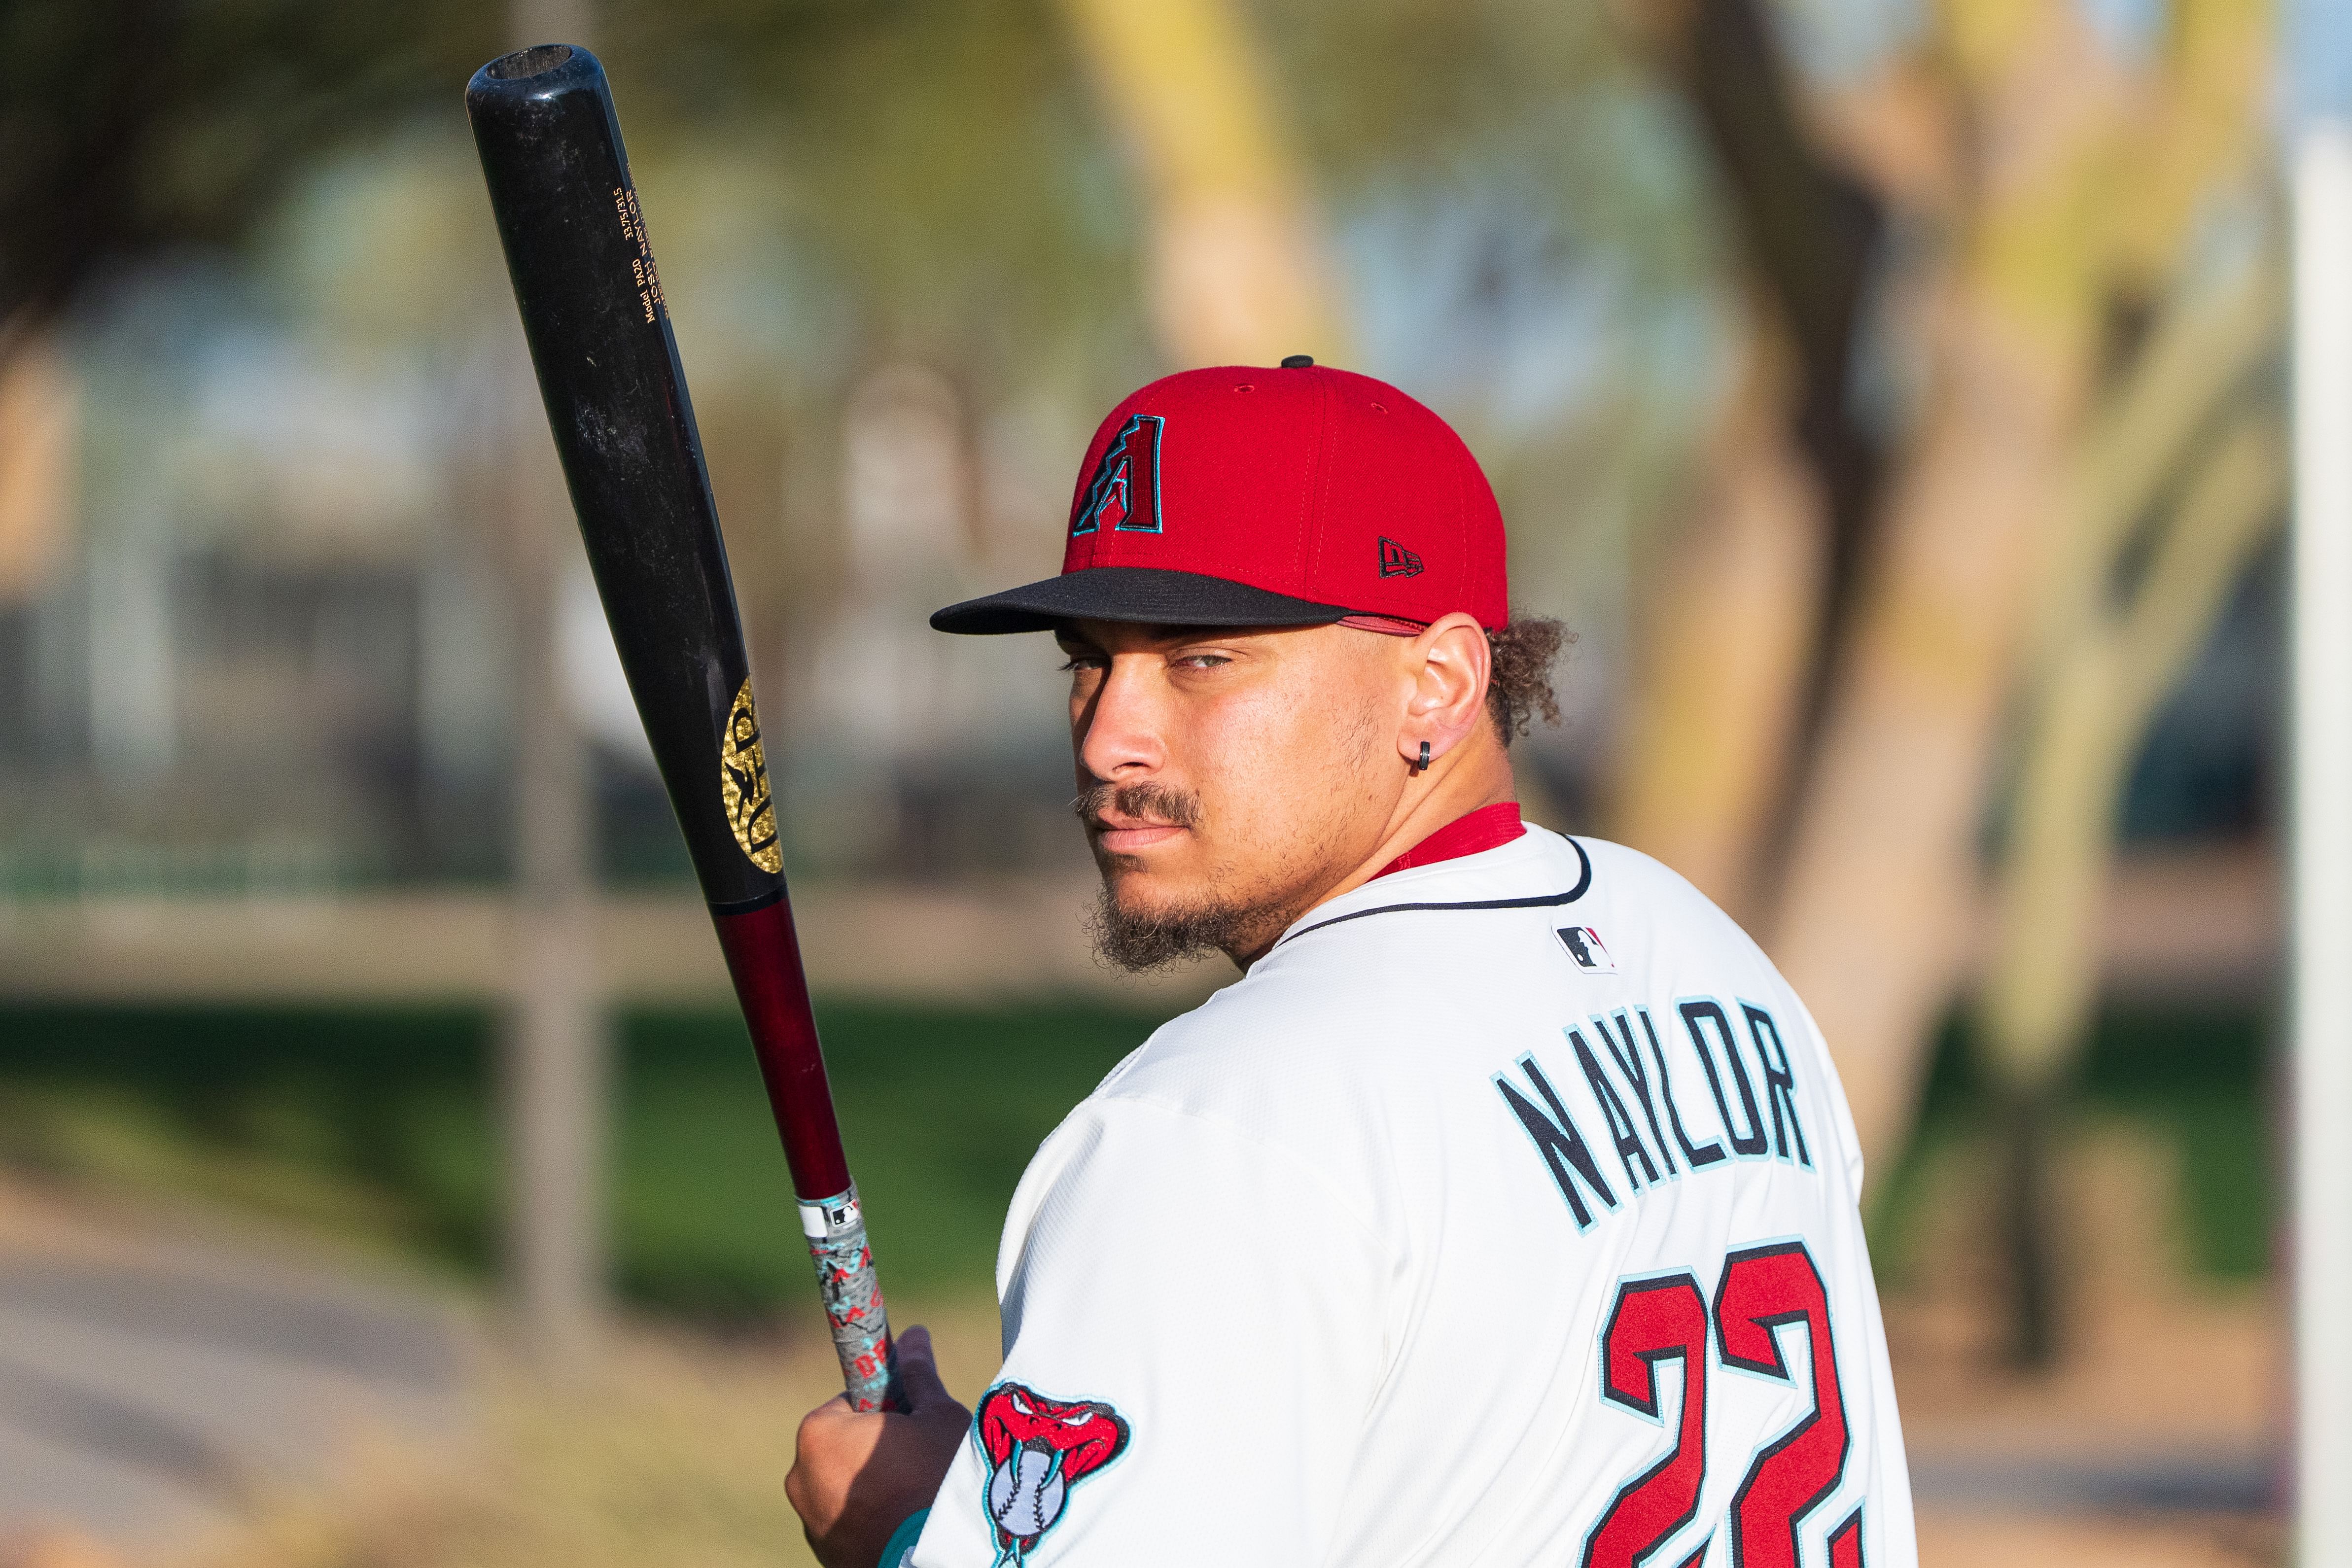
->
[786,361,1917,1568]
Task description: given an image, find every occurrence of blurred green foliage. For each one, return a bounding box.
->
[0,995,1169,1316]
[2,0,1148,371]
[1871,1001,2275,1282]
[7,0,1719,587]
[0,992,2274,1321]
[0,0,498,352]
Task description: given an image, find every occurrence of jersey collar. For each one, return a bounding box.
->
[1265,812,1572,955]
[1369,801,1525,882]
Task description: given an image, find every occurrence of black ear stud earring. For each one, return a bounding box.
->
[1414,741,1431,773]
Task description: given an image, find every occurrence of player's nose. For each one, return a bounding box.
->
[1074,654,1167,780]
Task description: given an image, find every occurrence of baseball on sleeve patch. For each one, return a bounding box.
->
[975,1382,1131,1565]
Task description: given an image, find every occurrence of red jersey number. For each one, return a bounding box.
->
[1583,1241,1863,1568]
[1580,1274,1709,1568]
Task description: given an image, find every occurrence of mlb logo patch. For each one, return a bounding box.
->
[1554,926,1615,973]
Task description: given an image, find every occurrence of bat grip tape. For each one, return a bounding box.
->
[799,1183,898,1412]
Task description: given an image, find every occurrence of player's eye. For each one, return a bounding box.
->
[1171,652,1231,670]
[1058,653,1106,673]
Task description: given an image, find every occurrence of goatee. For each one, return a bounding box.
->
[1087,885,1254,972]
[1074,779,1304,971]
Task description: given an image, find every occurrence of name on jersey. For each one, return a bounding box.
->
[1493,998,1811,1231]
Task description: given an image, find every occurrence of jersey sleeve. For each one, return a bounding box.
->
[1782,987,1868,1196]
[908,1095,1394,1567]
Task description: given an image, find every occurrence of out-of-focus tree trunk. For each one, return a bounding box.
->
[1056,0,1342,365]
[501,0,608,1375]
[1622,0,2274,1192]
[1773,0,2273,1181]
[1759,0,2127,1174]
[1766,211,2105,1179]
[1608,0,1886,924]
[1612,314,1823,922]
[1988,265,2285,1099]
[0,337,77,605]
[502,434,608,1373]
[1985,395,2283,1364]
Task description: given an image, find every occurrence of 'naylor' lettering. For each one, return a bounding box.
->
[1741,1002,1811,1166]
[1680,999,1767,1157]
[1497,998,1813,1229]
[1494,1054,1616,1229]
[1571,1027,1660,1191]
[1590,1010,1675,1176]
[1640,1005,1725,1170]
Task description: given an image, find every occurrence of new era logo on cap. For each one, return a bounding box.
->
[1377,537,1423,578]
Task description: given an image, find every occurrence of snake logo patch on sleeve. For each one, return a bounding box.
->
[974,1382,1130,1564]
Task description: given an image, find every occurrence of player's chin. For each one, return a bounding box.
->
[1094,856,1209,918]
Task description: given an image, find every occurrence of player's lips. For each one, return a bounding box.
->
[1074,783,1200,856]
[1086,807,1191,853]
[1094,823,1186,853]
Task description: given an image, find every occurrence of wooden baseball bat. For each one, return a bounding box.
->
[466,42,896,1410]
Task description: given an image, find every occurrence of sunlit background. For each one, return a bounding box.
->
[0,0,2341,1563]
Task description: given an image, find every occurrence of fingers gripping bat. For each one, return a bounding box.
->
[466,44,896,1410]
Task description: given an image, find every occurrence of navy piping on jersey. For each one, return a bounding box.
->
[1276,836,1593,948]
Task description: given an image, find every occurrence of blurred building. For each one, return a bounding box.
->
[0,91,2285,907]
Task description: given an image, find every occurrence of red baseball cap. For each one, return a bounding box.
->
[930,359,1509,635]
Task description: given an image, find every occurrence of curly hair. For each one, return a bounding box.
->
[1486,614,1567,747]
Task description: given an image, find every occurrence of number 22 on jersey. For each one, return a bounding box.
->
[1582,1241,1867,1568]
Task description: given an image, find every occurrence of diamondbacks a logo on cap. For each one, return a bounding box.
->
[1378,536,1424,578]
[1072,414,1165,536]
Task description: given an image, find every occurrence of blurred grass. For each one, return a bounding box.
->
[0,997,1174,1318]
[178,1302,1016,1568]
[1868,1001,2275,1284]
[192,1303,1012,1568]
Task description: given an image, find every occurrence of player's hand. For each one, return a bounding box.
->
[787,1324,970,1568]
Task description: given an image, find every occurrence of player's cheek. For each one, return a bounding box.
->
[1187,697,1293,845]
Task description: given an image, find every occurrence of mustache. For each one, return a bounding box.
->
[1070,780,1203,831]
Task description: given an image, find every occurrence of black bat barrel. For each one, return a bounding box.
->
[468,45,894,1410]
[465,44,778,916]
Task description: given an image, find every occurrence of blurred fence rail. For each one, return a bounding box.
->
[0,878,1223,1008]
[0,844,2272,1010]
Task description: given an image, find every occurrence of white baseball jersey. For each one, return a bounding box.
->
[900,821,1916,1568]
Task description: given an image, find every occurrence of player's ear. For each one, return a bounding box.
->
[1399,612,1492,769]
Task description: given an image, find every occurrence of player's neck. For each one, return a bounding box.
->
[1228,740,1518,971]
[1352,739,1519,895]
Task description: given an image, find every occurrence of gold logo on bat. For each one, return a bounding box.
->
[720,679,782,873]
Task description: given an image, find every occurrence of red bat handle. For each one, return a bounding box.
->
[712,899,850,1195]
[712,899,897,1410]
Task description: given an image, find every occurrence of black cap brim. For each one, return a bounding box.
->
[930,567,1352,635]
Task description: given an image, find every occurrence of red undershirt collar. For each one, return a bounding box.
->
[1369,801,1525,882]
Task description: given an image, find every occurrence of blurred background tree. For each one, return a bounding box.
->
[0,6,2317,1557]
[0,0,501,362]
[1611,0,2283,1362]
[0,0,2295,1383]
